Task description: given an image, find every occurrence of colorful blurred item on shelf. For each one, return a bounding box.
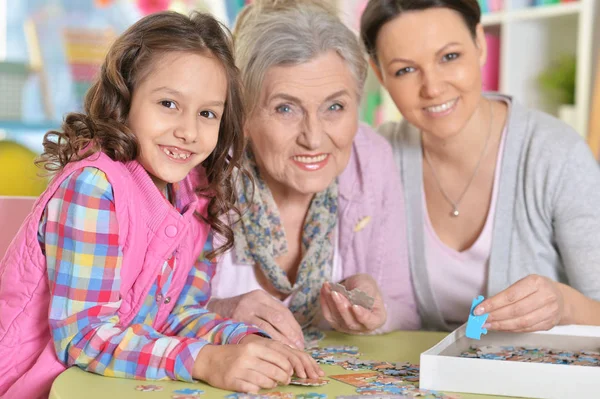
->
[62,27,116,108]
[0,140,47,196]
[95,0,116,7]
[137,0,171,15]
[534,0,560,5]
[488,0,503,12]
[0,63,31,121]
[225,0,246,24]
[478,0,504,13]
[586,55,600,159]
[482,33,500,92]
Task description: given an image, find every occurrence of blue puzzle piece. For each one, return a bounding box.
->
[465,295,489,340]
[173,388,204,395]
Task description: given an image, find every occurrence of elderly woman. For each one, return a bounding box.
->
[360,0,600,332]
[204,0,420,348]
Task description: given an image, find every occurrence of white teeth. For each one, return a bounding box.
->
[163,147,191,159]
[426,99,457,113]
[293,154,327,163]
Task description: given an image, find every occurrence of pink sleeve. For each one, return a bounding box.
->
[373,140,421,332]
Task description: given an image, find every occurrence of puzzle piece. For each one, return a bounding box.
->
[135,384,164,392]
[296,394,327,399]
[330,283,374,310]
[465,295,489,340]
[290,376,329,386]
[172,388,205,395]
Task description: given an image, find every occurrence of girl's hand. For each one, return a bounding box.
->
[475,274,565,332]
[193,335,322,393]
[319,274,387,334]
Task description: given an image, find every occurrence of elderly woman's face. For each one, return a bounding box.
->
[246,51,359,196]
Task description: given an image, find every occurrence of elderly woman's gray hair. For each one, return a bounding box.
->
[234,0,368,115]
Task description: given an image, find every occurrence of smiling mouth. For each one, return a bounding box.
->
[292,154,328,163]
[162,146,192,160]
[425,98,458,113]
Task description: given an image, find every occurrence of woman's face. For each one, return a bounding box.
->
[246,50,359,196]
[373,8,486,139]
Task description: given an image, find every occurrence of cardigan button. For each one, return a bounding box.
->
[165,225,178,237]
[164,296,171,304]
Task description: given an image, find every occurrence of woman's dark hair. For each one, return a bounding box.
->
[360,0,481,63]
[36,11,246,258]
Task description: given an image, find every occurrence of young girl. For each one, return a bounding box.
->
[0,11,321,399]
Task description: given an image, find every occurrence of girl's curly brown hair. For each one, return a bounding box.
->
[36,11,246,258]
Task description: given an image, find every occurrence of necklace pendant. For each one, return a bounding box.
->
[451,209,460,217]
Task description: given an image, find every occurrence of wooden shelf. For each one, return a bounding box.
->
[482,12,505,26]
[482,2,582,26]
[509,2,581,22]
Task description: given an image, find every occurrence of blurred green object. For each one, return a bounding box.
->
[362,91,382,127]
[538,55,576,105]
[0,140,47,196]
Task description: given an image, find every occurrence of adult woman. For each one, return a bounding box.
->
[205,0,420,348]
[361,0,600,332]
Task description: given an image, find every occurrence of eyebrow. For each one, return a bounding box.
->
[386,42,461,67]
[268,89,351,104]
[151,86,225,107]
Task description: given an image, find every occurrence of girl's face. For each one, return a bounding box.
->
[127,51,227,192]
[373,8,486,139]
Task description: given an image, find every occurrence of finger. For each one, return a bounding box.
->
[241,368,280,390]
[350,304,377,330]
[320,284,336,325]
[486,302,558,332]
[486,291,553,323]
[475,277,538,316]
[320,286,344,330]
[331,291,363,332]
[248,358,291,386]
[294,350,322,379]
[233,380,261,394]
[253,301,305,349]
[285,348,308,379]
[252,317,298,348]
[281,347,322,379]
[250,342,294,376]
[512,316,557,333]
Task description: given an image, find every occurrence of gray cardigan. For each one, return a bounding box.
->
[379,94,600,331]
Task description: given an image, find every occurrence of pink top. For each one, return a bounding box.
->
[425,123,508,326]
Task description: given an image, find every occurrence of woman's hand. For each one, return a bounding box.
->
[208,290,305,349]
[475,275,565,332]
[193,334,323,393]
[319,274,387,334]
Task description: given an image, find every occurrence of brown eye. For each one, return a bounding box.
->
[160,100,176,109]
[200,110,217,119]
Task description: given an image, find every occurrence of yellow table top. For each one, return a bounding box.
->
[49,330,511,399]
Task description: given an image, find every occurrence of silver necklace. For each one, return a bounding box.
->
[423,100,494,217]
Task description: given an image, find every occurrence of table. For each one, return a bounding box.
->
[50,330,511,399]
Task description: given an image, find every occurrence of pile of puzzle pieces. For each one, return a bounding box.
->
[226,393,326,399]
[308,345,458,398]
[460,345,600,366]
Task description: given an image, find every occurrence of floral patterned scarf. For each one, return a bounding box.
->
[233,148,338,330]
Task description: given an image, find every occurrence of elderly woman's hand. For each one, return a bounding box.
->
[319,274,387,334]
[208,290,305,349]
